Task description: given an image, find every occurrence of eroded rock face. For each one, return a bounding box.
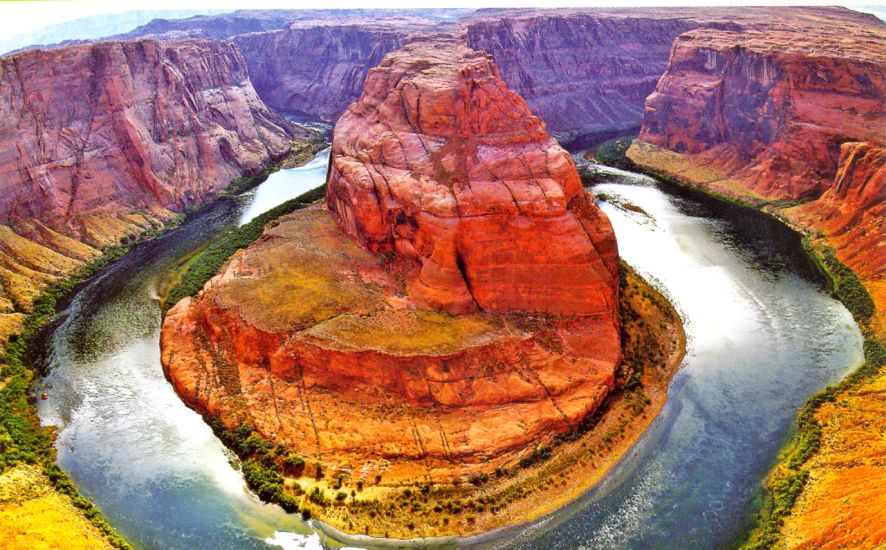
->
[788,142,886,335]
[0,38,299,342]
[162,207,621,481]
[791,142,885,282]
[326,40,618,316]
[162,41,622,481]
[234,21,433,121]
[0,38,295,234]
[628,15,886,339]
[465,12,706,144]
[638,23,886,200]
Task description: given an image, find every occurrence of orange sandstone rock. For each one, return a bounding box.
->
[326,40,618,316]
[162,41,622,481]
[638,22,886,201]
[788,142,886,337]
[161,208,621,480]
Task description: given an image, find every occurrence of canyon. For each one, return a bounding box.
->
[627,12,886,332]
[625,12,885,550]
[0,5,882,549]
[161,40,622,481]
[233,22,415,121]
[0,38,307,344]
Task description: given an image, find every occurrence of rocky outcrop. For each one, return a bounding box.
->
[790,142,885,281]
[161,41,621,481]
[326,40,618,316]
[0,38,300,341]
[636,21,886,200]
[787,142,886,336]
[162,207,621,480]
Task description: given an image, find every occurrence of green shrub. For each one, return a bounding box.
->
[282,453,305,476]
[468,472,489,486]
[594,137,637,170]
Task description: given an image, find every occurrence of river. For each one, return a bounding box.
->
[35,155,862,549]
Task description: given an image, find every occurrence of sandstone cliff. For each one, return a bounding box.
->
[628,14,885,329]
[233,20,440,121]
[326,40,618,316]
[636,21,885,200]
[791,142,885,282]
[0,38,299,343]
[226,7,877,149]
[464,11,706,144]
[161,41,621,481]
[788,142,886,335]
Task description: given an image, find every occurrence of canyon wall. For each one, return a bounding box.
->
[234,23,414,121]
[230,10,709,141]
[0,38,299,343]
[628,14,885,332]
[791,142,885,282]
[464,12,706,144]
[162,41,621,481]
[636,26,886,200]
[228,8,875,147]
[788,142,886,336]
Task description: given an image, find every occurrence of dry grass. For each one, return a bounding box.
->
[310,309,502,356]
[0,314,25,347]
[781,373,886,549]
[626,141,769,204]
[217,210,383,332]
[0,465,114,550]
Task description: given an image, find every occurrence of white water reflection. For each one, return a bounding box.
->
[36,161,327,549]
[239,148,330,225]
[478,168,863,550]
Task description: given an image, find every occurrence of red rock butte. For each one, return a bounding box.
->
[161,40,622,481]
[326,40,619,316]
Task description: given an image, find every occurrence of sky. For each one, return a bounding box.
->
[0,0,883,49]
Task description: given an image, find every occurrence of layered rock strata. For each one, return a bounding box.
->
[161,41,621,481]
[628,16,885,331]
[464,11,703,144]
[467,7,883,145]
[0,38,300,342]
[233,20,438,121]
[326,40,618,316]
[636,23,886,200]
[788,142,886,334]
